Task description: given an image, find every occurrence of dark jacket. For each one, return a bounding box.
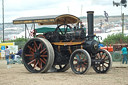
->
[16,49,22,57]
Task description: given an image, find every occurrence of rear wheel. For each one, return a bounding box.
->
[22,38,54,73]
[70,49,91,74]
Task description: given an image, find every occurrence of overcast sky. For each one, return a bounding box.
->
[0,0,127,23]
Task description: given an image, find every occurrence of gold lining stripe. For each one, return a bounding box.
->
[52,41,84,46]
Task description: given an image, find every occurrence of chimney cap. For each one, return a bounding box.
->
[87,11,94,14]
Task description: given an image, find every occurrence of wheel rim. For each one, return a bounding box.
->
[22,38,54,73]
[70,49,91,74]
[93,49,112,73]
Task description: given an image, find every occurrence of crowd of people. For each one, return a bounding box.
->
[4,45,128,65]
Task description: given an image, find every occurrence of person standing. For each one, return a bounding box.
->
[121,47,127,64]
[5,46,10,65]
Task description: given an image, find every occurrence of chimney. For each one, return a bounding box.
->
[87,11,94,39]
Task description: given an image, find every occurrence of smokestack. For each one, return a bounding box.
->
[87,11,94,38]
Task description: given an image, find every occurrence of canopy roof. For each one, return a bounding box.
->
[13,14,80,25]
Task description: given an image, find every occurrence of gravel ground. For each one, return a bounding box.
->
[0,60,128,85]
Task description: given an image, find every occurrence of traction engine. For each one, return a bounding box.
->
[21,11,112,74]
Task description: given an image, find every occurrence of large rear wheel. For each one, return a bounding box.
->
[22,38,54,73]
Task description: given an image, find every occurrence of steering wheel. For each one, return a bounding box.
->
[55,24,72,35]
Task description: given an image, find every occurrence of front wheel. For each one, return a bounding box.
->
[70,49,91,74]
[92,49,112,73]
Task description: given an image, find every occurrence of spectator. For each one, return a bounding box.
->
[121,47,127,64]
[16,48,22,57]
[5,46,10,65]
[14,48,22,61]
[10,52,15,60]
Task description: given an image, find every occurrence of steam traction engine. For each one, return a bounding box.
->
[13,11,112,74]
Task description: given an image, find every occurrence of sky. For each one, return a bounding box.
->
[0,0,127,23]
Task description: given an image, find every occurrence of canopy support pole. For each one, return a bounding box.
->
[25,24,27,39]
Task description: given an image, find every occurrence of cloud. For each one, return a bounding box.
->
[0,0,127,23]
[4,0,67,12]
[91,0,112,5]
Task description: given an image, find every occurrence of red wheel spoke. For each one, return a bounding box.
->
[34,45,36,52]
[102,54,105,59]
[37,60,41,69]
[102,53,107,59]
[43,58,47,62]
[30,57,34,60]
[41,62,43,69]
[39,61,42,69]
[84,62,87,65]
[40,58,46,64]
[37,60,42,69]
[43,51,47,54]
[104,61,109,64]
[33,60,37,68]
[28,45,35,52]
[40,48,46,54]
[30,51,34,55]
[82,59,87,62]
[34,41,38,49]
[40,55,47,57]
[25,54,34,57]
[28,52,35,60]
[34,60,39,69]
[28,59,36,65]
[38,43,42,50]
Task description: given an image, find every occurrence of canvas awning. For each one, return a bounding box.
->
[13,14,80,25]
[35,27,72,33]
[35,27,55,33]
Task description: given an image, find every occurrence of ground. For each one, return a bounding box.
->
[0,60,128,85]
